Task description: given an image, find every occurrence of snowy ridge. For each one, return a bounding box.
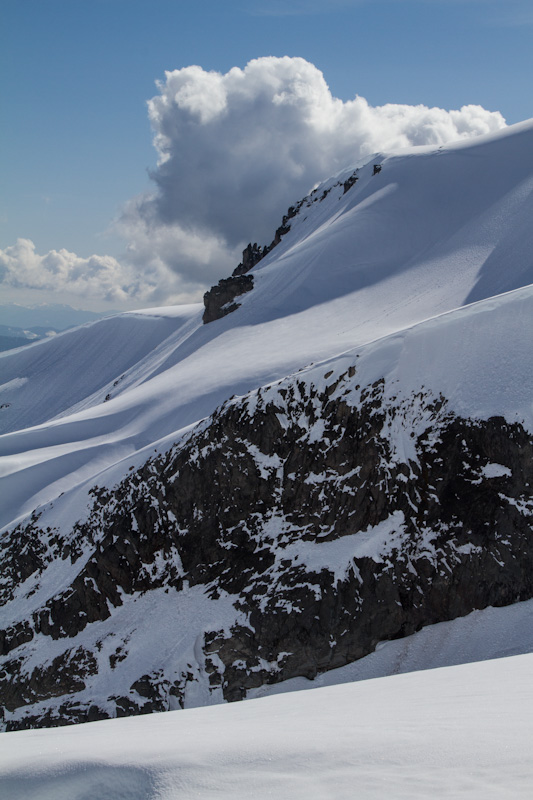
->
[2,300,533,728]
[2,120,533,530]
[1,120,533,737]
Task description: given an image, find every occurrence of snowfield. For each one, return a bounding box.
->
[2,120,533,533]
[1,653,532,799]
[2,119,533,794]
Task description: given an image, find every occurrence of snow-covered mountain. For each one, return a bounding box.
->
[0,304,111,352]
[1,119,533,732]
[0,303,109,332]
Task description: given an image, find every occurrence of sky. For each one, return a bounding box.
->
[1,0,532,311]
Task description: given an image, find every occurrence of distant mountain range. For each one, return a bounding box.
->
[1,119,533,733]
[0,304,112,352]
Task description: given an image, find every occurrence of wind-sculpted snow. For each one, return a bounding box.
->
[2,121,533,533]
[1,120,533,732]
[0,305,201,435]
[2,654,533,800]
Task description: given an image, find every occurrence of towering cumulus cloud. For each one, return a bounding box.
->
[2,57,506,304]
[124,56,505,291]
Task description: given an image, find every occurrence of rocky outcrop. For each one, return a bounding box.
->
[202,274,254,324]
[202,198,307,323]
[2,363,533,730]
[202,169,365,325]
[343,170,359,193]
[232,243,266,276]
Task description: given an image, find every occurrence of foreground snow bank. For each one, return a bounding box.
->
[1,653,532,799]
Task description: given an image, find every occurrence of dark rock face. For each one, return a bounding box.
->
[202,198,307,323]
[343,170,359,194]
[2,366,533,730]
[232,243,265,276]
[202,274,254,324]
[202,171,364,325]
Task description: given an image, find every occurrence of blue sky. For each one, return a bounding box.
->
[1,0,532,309]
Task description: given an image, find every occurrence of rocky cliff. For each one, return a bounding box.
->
[3,123,533,733]
[2,360,532,730]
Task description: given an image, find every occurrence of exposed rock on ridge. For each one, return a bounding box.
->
[202,171,360,323]
[2,363,533,730]
[202,274,254,324]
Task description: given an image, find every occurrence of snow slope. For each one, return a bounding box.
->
[2,120,533,746]
[1,119,533,533]
[0,304,200,432]
[1,653,532,800]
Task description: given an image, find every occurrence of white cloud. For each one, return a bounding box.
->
[0,239,130,303]
[2,57,506,308]
[118,196,238,287]
[120,56,504,292]
[0,238,204,307]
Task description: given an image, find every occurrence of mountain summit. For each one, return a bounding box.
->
[1,120,533,730]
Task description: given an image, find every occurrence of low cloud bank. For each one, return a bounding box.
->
[0,238,205,307]
[2,57,506,305]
